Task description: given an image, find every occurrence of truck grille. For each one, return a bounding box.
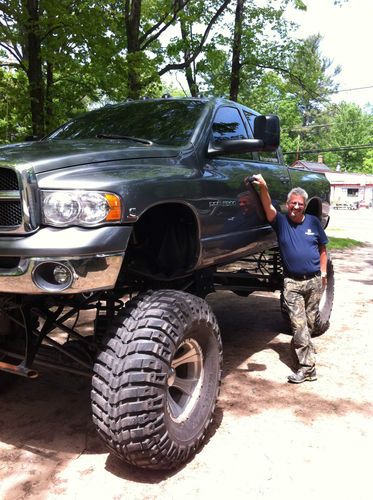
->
[0,200,22,226]
[0,167,22,228]
[0,169,19,190]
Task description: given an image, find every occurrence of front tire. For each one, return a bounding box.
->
[91,289,222,470]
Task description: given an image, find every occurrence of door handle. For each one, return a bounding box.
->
[279,176,290,184]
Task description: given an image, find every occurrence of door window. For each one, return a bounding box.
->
[212,107,248,142]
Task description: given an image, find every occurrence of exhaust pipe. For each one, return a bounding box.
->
[0,360,38,378]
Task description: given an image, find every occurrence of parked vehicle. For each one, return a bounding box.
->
[0,97,334,470]
[358,200,371,208]
[334,201,357,210]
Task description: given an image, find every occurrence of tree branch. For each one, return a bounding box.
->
[0,42,25,70]
[0,2,14,17]
[40,23,66,42]
[0,61,20,68]
[139,0,192,49]
[158,0,231,77]
[243,60,327,102]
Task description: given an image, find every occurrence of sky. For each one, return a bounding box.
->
[285,0,372,108]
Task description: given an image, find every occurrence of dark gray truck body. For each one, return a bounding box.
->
[0,97,330,294]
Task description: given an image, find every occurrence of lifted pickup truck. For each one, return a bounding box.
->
[0,97,334,470]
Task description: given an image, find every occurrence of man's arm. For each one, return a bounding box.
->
[247,174,277,222]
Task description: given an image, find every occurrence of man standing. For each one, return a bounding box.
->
[251,174,328,384]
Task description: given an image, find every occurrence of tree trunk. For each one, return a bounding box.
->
[125,0,142,99]
[178,1,199,96]
[45,61,53,133]
[229,0,244,102]
[25,0,45,137]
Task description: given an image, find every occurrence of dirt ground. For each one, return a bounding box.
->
[0,209,372,500]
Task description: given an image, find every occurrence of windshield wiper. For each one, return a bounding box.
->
[96,133,153,145]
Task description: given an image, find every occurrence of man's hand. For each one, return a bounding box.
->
[245,173,267,189]
[245,173,277,223]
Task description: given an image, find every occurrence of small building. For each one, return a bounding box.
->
[291,155,372,207]
[291,159,331,173]
[324,171,373,208]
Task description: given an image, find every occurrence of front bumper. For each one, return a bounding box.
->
[0,226,132,294]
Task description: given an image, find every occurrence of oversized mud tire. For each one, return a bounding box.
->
[280,255,335,337]
[91,289,222,470]
[313,256,335,336]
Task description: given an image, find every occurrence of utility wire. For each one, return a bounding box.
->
[332,85,373,94]
[255,84,373,108]
[283,117,373,133]
[283,144,373,155]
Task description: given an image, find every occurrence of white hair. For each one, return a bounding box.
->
[287,187,308,203]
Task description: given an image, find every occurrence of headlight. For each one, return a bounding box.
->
[41,190,121,227]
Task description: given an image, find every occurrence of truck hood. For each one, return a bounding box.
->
[0,139,182,173]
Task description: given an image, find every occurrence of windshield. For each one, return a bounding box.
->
[46,99,207,146]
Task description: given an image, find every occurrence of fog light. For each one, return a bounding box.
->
[32,261,75,292]
[53,265,70,284]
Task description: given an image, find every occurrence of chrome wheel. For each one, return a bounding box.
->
[167,338,204,423]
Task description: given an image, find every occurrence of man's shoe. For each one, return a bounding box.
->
[287,366,317,384]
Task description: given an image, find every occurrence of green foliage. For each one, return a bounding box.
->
[286,35,340,125]
[362,150,373,172]
[0,68,30,142]
[0,0,371,175]
[321,102,373,171]
[327,236,364,250]
[0,0,126,138]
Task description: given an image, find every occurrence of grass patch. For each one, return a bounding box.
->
[327,236,364,250]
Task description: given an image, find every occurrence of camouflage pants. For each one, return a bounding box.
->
[283,276,322,367]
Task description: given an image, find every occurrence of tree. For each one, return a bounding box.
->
[362,149,373,172]
[0,1,46,136]
[169,0,231,96]
[198,0,311,104]
[0,64,30,141]
[0,1,233,138]
[323,102,373,171]
[285,34,341,127]
[0,1,123,137]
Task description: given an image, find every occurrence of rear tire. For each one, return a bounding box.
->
[91,289,222,470]
[280,255,334,337]
[313,256,335,336]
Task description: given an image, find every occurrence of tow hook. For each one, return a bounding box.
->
[0,359,38,378]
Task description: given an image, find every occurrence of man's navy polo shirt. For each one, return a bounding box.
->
[271,213,328,276]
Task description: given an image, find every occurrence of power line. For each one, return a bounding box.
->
[254,84,373,108]
[282,117,373,133]
[332,85,373,94]
[283,144,373,155]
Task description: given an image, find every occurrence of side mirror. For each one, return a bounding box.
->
[207,138,264,156]
[254,115,280,151]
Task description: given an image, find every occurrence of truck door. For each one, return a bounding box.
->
[254,153,291,216]
[200,106,270,262]
[242,110,291,216]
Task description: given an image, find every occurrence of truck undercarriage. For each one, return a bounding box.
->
[0,250,284,381]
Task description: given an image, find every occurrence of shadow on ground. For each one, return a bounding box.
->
[1,287,372,489]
